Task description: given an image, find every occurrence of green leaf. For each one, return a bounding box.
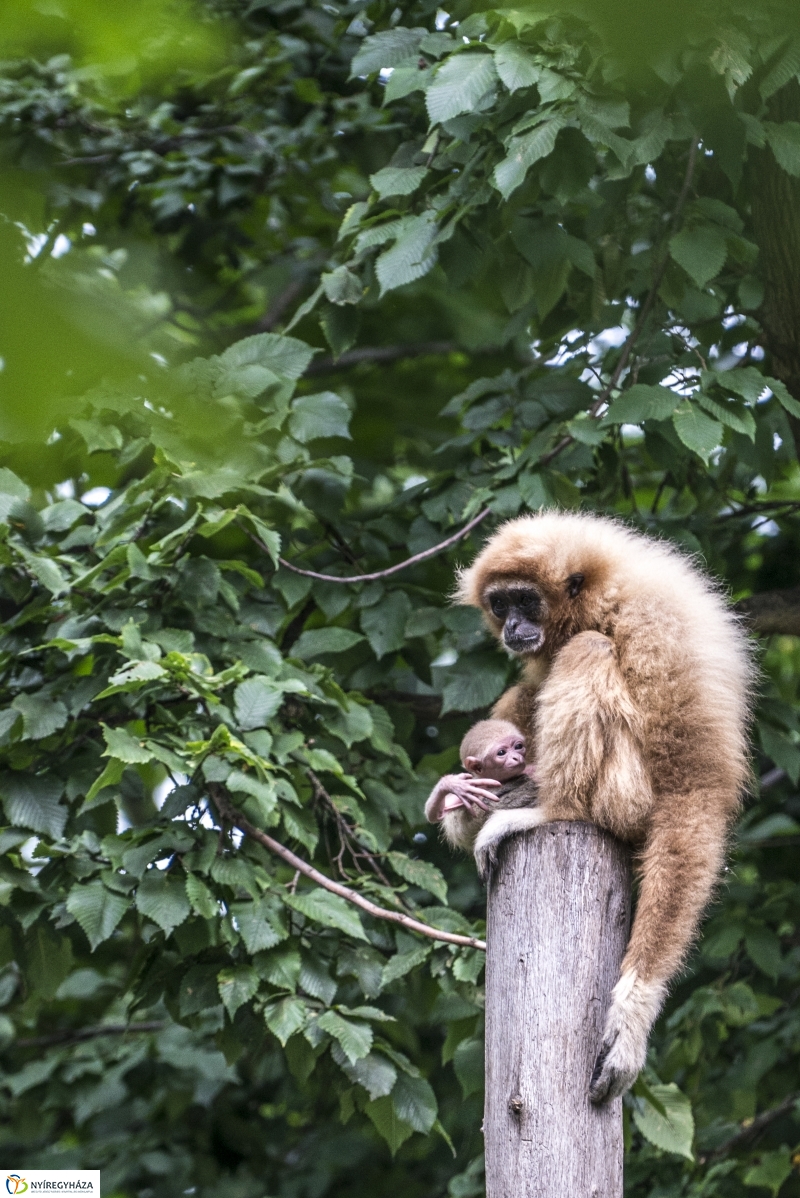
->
[17,548,69,596]
[67,881,128,952]
[453,1037,484,1098]
[291,628,365,658]
[382,943,432,986]
[332,1046,397,1099]
[493,115,567,199]
[321,265,362,305]
[101,724,153,764]
[743,1147,793,1196]
[391,1072,437,1133]
[426,53,498,124]
[317,1010,373,1063]
[364,1095,415,1155]
[231,899,286,953]
[369,166,427,198]
[766,121,800,177]
[669,226,728,288]
[11,693,68,741]
[672,403,723,463]
[766,376,800,420]
[709,367,769,404]
[264,996,307,1045]
[375,212,439,296]
[233,676,284,730]
[83,757,125,806]
[135,871,191,935]
[217,964,260,1018]
[745,925,782,980]
[604,384,681,425]
[286,887,368,940]
[350,27,425,76]
[256,944,300,990]
[360,592,413,659]
[219,332,314,384]
[437,651,509,714]
[493,43,540,92]
[386,852,447,902]
[0,773,66,838]
[186,873,218,919]
[70,418,124,453]
[289,392,352,442]
[632,1082,694,1159]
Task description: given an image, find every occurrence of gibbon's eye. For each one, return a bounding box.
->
[497,747,506,756]
[514,741,524,750]
[490,594,509,618]
[566,572,585,598]
[518,591,538,612]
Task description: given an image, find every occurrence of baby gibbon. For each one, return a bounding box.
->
[447,511,752,1103]
[424,719,537,844]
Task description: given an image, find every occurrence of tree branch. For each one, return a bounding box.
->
[304,341,457,376]
[276,507,491,584]
[735,586,800,635]
[704,1091,800,1162]
[209,784,486,951]
[14,1022,164,1049]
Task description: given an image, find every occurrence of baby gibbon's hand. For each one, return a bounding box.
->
[440,773,501,815]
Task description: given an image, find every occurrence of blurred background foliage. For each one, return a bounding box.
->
[2,0,800,1196]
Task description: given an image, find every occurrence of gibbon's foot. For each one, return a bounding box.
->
[589,970,666,1103]
[473,807,547,882]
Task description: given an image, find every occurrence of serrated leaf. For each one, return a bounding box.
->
[233,676,284,730]
[219,332,314,383]
[632,1082,694,1159]
[256,945,301,990]
[101,724,153,764]
[375,212,439,296]
[11,693,68,740]
[493,42,540,92]
[369,166,428,198]
[0,773,66,838]
[426,53,498,124]
[672,403,723,463]
[765,121,800,177]
[67,881,128,951]
[669,226,727,288]
[83,758,125,806]
[696,393,756,438]
[16,547,69,596]
[317,1011,373,1063]
[350,27,425,76]
[185,873,218,919]
[386,852,447,902]
[286,888,368,940]
[437,651,509,714]
[231,899,285,953]
[364,1095,415,1154]
[391,1071,437,1133]
[382,943,432,986]
[493,114,567,199]
[291,628,365,658]
[360,592,412,659]
[321,265,362,305]
[766,376,800,419]
[745,925,782,980]
[70,418,124,453]
[289,392,352,442]
[332,1044,397,1099]
[604,384,681,425]
[264,997,307,1045]
[135,871,191,935]
[217,964,260,1019]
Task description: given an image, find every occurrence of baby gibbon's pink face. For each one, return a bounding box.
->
[467,733,526,781]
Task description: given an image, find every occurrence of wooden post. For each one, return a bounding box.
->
[484,821,631,1198]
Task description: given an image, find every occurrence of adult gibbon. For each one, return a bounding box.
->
[445,511,752,1103]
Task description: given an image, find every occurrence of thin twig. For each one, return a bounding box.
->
[209,784,486,951]
[14,1022,164,1049]
[704,1091,800,1162]
[275,507,491,584]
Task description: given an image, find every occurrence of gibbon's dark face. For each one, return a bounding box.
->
[487,586,545,654]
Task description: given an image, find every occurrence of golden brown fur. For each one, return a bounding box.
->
[447,511,753,1101]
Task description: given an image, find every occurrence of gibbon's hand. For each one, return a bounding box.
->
[428,774,501,822]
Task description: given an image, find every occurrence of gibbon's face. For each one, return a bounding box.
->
[480,733,527,780]
[485,573,584,656]
[486,586,546,654]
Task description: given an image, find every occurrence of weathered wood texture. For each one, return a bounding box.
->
[485,822,631,1198]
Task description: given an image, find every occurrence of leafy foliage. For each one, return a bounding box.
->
[2,0,800,1196]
